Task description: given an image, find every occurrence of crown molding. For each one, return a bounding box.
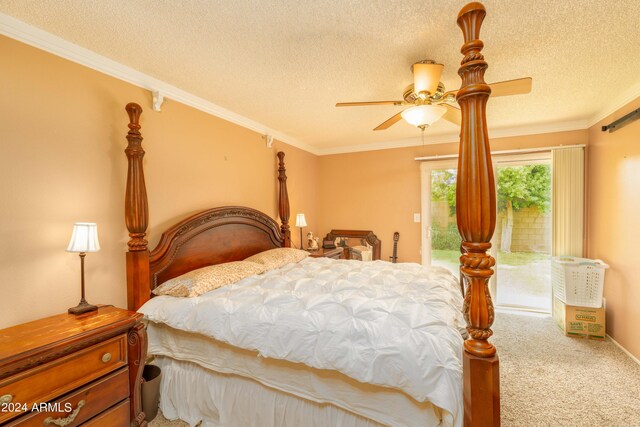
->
[0,12,320,155]
[316,135,456,156]
[587,81,640,128]
[316,119,589,155]
[488,119,589,139]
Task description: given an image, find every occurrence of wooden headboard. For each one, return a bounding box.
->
[149,206,287,288]
[123,104,291,309]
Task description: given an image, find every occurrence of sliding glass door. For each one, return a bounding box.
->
[491,155,552,311]
[421,154,553,312]
[421,161,460,278]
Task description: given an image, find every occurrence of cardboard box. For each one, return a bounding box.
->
[552,296,606,340]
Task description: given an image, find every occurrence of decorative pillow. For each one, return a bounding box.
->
[153,261,265,297]
[244,248,309,271]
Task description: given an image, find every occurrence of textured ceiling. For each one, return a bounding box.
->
[2,0,640,152]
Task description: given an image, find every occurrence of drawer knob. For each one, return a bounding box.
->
[101,352,112,363]
[0,394,12,404]
[44,399,85,426]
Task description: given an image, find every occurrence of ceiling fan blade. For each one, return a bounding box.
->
[489,77,532,97]
[374,112,404,131]
[442,104,461,126]
[336,101,404,107]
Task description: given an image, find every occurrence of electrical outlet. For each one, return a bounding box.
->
[413,213,421,223]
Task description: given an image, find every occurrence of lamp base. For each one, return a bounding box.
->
[68,300,98,315]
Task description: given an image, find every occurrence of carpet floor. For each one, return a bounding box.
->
[493,310,640,426]
[150,311,640,427]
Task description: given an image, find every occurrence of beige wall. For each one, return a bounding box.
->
[317,130,588,263]
[587,96,640,359]
[317,146,424,263]
[0,36,318,329]
[3,32,638,362]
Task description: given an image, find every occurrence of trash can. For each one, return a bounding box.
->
[141,364,162,422]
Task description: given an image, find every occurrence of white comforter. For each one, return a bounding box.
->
[139,258,465,425]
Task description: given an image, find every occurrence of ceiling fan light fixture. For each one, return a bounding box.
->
[412,61,444,95]
[401,104,447,128]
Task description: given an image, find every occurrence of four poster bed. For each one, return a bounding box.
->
[125,3,499,426]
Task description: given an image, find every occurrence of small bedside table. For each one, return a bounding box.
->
[0,306,147,426]
[307,247,344,259]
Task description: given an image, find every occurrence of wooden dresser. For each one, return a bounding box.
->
[0,306,147,426]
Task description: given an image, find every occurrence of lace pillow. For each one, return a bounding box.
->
[244,248,309,271]
[153,261,265,297]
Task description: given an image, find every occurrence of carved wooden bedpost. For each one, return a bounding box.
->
[125,103,151,310]
[277,151,291,247]
[456,3,500,426]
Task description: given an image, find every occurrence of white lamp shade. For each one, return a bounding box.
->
[66,222,101,252]
[401,105,447,128]
[413,62,444,95]
[295,213,307,227]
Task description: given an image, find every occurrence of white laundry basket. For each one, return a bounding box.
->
[551,257,608,308]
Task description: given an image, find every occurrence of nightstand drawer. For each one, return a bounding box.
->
[7,368,129,426]
[0,334,127,423]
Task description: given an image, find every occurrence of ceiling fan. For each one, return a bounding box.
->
[336,60,532,131]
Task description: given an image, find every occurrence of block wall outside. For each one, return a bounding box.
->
[495,206,551,253]
[431,201,452,228]
[432,204,551,253]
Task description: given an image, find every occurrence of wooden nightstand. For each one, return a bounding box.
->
[307,247,344,259]
[0,306,146,426]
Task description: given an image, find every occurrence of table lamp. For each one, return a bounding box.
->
[295,213,307,250]
[66,222,100,314]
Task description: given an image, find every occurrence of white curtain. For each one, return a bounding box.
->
[552,147,585,257]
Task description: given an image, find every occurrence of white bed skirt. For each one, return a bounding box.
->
[156,357,393,427]
[147,322,446,427]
